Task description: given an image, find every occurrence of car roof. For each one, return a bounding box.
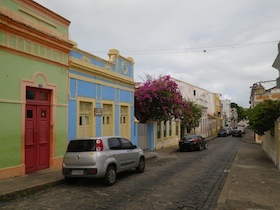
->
[70,136,125,141]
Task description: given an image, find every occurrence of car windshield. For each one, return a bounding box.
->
[67,140,96,152]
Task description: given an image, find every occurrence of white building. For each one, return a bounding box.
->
[221,99,231,127]
[172,78,215,138]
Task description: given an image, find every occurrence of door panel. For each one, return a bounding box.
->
[120,106,128,139]
[25,105,50,173]
[37,106,50,170]
[78,102,92,138]
[108,138,127,171]
[25,105,37,173]
[102,104,113,136]
[120,138,138,168]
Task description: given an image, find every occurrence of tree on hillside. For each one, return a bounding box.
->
[230,102,247,121]
[247,99,280,135]
[135,75,191,123]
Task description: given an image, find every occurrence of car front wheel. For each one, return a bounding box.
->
[136,157,145,173]
[103,165,116,186]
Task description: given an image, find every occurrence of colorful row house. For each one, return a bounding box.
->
[68,45,136,144]
[0,0,72,179]
[0,0,136,180]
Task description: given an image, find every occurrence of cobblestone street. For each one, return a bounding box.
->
[1,137,241,210]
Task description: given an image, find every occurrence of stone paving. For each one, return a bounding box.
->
[1,130,280,210]
[216,129,280,210]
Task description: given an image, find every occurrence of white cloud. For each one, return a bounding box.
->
[35,0,280,108]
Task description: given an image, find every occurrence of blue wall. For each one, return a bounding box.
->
[68,49,136,143]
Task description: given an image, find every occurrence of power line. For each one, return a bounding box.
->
[89,40,279,55]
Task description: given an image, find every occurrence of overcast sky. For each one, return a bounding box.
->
[35,0,280,108]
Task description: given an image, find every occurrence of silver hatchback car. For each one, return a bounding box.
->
[62,136,145,186]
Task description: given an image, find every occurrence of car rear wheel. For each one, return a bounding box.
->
[136,157,145,173]
[204,142,208,149]
[198,143,203,151]
[103,165,116,186]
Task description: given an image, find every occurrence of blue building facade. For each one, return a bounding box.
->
[68,45,137,144]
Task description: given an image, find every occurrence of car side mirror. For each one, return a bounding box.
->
[132,145,137,149]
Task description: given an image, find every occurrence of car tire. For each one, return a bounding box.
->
[103,165,116,186]
[179,147,184,152]
[204,142,208,149]
[136,157,145,173]
[198,143,203,151]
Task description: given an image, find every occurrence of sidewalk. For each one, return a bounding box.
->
[216,129,280,210]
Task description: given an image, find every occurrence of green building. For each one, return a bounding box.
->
[0,0,72,179]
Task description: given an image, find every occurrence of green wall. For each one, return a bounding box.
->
[0,50,68,168]
[0,104,21,167]
[56,107,68,157]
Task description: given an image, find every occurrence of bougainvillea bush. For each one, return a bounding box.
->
[135,75,192,123]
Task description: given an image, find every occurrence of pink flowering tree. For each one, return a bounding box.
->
[135,75,191,123]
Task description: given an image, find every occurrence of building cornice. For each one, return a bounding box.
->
[69,57,135,86]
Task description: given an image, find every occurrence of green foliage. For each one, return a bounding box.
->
[186,101,203,132]
[230,102,247,121]
[247,100,280,135]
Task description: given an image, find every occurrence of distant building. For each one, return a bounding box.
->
[230,108,238,127]
[250,84,280,143]
[221,99,231,127]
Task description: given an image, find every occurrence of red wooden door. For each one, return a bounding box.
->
[25,88,50,173]
[25,105,37,173]
[37,106,50,170]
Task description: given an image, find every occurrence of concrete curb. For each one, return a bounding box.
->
[215,153,239,210]
[0,180,65,202]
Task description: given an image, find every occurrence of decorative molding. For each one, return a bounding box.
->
[69,72,134,93]
[122,61,128,74]
[0,99,22,104]
[81,55,91,63]
[104,64,112,71]
[0,30,68,65]
[19,8,57,28]
[69,57,135,86]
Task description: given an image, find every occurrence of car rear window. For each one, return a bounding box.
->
[182,135,197,139]
[67,140,96,152]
